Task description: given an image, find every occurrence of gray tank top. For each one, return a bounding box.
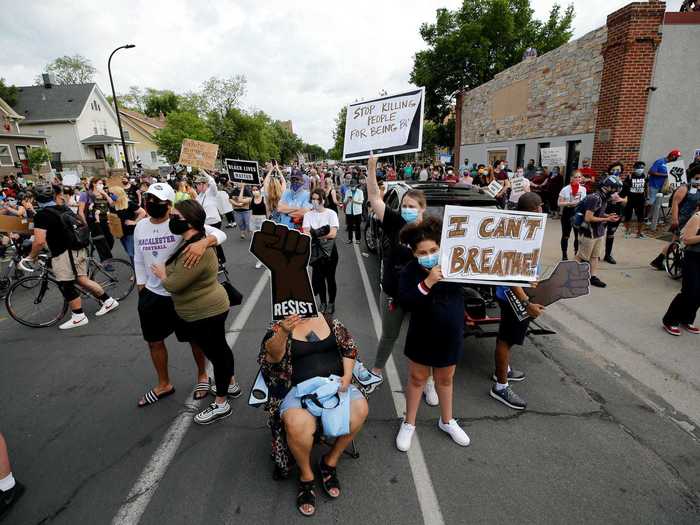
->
[679,187,700,225]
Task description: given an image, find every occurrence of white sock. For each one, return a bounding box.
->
[72,312,85,319]
[507,365,512,374]
[495,382,508,391]
[216,400,229,409]
[0,473,16,492]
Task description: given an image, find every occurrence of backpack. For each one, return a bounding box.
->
[45,206,91,250]
[572,198,589,229]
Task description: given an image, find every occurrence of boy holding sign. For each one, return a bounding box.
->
[490,193,546,411]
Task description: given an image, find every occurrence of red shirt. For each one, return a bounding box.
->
[580,167,597,193]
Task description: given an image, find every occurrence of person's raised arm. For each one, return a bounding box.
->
[367,153,386,221]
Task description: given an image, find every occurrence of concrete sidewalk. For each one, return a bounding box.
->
[539,218,700,432]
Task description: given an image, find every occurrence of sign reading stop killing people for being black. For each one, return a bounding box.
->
[342,87,425,161]
[225,158,262,185]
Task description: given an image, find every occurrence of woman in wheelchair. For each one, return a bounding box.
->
[259,313,369,517]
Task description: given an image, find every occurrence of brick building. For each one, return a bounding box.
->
[454,1,700,179]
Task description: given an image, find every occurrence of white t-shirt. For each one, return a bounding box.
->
[419,169,429,181]
[218,190,233,214]
[197,175,222,225]
[133,219,227,296]
[559,185,587,206]
[303,208,340,231]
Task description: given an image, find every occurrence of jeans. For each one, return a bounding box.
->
[120,234,134,263]
[663,251,700,326]
[373,291,408,370]
[185,311,234,397]
[234,210,252,232]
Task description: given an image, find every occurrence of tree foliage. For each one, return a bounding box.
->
[35,54,97,85]
[27,147,51,173]
[144,90,179,117]
[411,0,575,123]
[154,111,214,163]
[197,76,247,118]
[0,78,19,106]
[302,144,326,161]
[327,106,347,160]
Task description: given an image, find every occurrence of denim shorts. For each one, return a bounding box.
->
[280,384,364,417]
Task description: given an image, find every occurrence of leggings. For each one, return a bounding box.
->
[663,251,700,326]
[346,214,361,241]
[373,292,408,370]
[211,221,226,264]
[225,211,235,225]
[311,246,339,304]
[560,208,579,256]
[88,217,113,261]
[186,311,234,397]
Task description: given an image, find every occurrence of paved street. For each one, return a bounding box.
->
[2,218,699,525]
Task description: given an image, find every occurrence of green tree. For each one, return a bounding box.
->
[302,144,326,162]
[27,146,51,176]
[0,78,19,106]
[144,89,179,117]
[199,75,247,118]
[327,106,347,160]
[411,0,574,123]
[154,111,213,163]
[35,54,97,85]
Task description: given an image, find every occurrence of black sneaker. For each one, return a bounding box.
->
[490,386,527,410]
[492,368,526,382]
[0,481,26,521]
[650,255,665,271]
[603,255,617,264]
[590,276,607,288]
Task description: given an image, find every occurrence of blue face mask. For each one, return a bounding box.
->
[290,181,302,192]
[401,207,419,223]
[417,253,440,269]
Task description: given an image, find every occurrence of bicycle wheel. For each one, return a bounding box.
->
[90,258,135,301]
[5,275,68,328]
[665,242,683,280]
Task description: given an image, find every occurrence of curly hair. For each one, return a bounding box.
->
[399,216,442,250]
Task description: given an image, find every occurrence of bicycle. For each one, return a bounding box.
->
[0,237,47,299]
[4,240,135,328]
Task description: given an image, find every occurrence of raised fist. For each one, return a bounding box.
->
[250,220,318,320]
[526,261,591,306]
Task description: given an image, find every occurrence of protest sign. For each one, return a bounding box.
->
[343,87,425,161]
[0,216,31,233]
[178,138,219,170]
[440,205,547,287]
[666,159,686,191]
[250,220,318,321]
[61,169,80,188]
[225,159,261,185]
[540,147,566,167]
[525,261,590,307]
[510,176,526,194]
[484,180,503,198]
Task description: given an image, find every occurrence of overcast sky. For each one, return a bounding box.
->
[0,0,684,149]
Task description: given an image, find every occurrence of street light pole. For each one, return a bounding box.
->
[108,44,135,175]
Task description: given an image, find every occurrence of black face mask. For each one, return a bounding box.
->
[145,201,169,219]
[168,217,190,235]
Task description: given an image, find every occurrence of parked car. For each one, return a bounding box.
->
[363,181,554,338]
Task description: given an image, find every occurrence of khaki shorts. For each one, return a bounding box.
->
[52,249,88,281]
[577,236,604,261]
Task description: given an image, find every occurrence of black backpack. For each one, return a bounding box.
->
[45,206,91,250]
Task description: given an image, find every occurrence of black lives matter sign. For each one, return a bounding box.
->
[225,159,261,185]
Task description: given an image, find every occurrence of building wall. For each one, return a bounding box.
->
[19,122,84,161]
[639,15,700,166]
[122,121,163,168]
[75,87,122,141]
[0,136,51,178]
[458,25,607,166]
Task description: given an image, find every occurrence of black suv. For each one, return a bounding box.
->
[363,181,553,338]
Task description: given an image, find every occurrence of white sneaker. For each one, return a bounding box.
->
[95,298,119,317]
[255,261,263,269]
[59,314,88,330]
[194,401,232,425]
[423,378,439,406]
[438,419,470,447]
[395,420,416,452]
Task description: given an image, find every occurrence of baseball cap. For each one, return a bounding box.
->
[144,182,175,203]
[194,174,210,184]
[669,149,682,157]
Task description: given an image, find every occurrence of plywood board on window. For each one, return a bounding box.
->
[491,79,530,121]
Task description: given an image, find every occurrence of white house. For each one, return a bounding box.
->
[12,74,136,169]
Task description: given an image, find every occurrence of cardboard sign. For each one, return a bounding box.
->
[666,159,686,191]
[440,205,547,287]
[250,220,319,321]
[61,170,80,187]
[225,159,261,185]
[178,139,219,171]
[343,87,425,161]
[107,213,123,239]
[484,180,503,198]
[526,261,591,306]
[0,215,31,233]
[540,147,566,167]
[510,176,526,194]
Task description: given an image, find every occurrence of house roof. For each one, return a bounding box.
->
[119,108,165,130]
[12,83,96,123]
[81,134,135,145]
[0,97,23,120]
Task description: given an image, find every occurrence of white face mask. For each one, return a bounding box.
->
[96,183,104,191]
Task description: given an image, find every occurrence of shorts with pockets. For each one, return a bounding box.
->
[52,249,88,282]
[497,300,531,347]
[137,287,191,343]
[577,235,604,261]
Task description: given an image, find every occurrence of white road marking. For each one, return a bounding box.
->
[111,272,268,525]
[352,244,445,525]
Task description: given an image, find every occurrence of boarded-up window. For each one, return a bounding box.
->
[491,79,530,121]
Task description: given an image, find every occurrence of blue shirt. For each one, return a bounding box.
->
[495,263,542,302]
[278,188,311,228]
[649,157,668,188]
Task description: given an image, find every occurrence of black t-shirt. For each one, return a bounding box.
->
[33,205,71,256]
[381,207,414,299]
[621,173,646,198]
[115,201,140,236]
[233,186,253,212]
[583,192,607,238]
